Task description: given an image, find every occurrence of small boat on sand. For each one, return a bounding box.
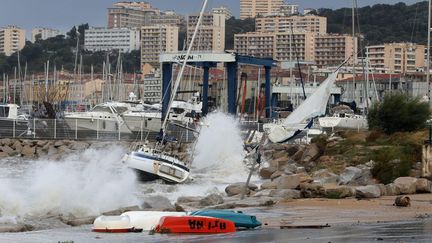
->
[154,216,236,234]
[189,209,262,229]
[121,211,187,231]
[92,215,142,233]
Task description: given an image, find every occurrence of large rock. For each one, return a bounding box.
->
[292,148,304,162]
[259,166,277,179]
[269,143,287,151]
[142,196,175,211]
[270,170,283,180]
[0,138,12,146]
[276,174,300,189]
[225,183,257,197]
[62,216,96,226]
[324,185,355,198]
[176,196,203,204]
[339,166,363,185]
[385,183,401,196]
[36,140,48,147]
[355,185,381,198]
[260,180,278,190]
[69,141,89,150]
[199,193,224,206]
[102,205,141,216]
[21,145,35,157]
[312,169,339,184]
[12,140,23,152]
[0,152,8,158]
[299,183,325,198]
[54,140,65,148]
[0,223,34,233]
[394,177,418,194]
[282,164,298,175]
[272,150,288,160]
[415,178,432,193]
[298,173,313,183]
[1,145,15,154]
[253,189,273,197]
[301,143,321,163]
[286,145,300,156]
[269,189,301,199]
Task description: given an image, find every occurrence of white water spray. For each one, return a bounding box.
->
[192,111,247,180]
[0,145,140,219]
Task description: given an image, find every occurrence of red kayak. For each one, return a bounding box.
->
[154,216,236,234]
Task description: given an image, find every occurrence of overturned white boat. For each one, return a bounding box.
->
[122,145,190,184]
[121,211,187,231]
[93,215,138,233]
[266,70,339,143]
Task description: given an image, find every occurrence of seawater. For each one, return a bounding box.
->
[0,111,257,224]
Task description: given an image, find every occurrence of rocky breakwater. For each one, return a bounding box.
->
[185,140,432,211]
[0,138,191,162]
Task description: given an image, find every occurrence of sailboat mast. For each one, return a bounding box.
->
[161,0,209,130]
[427,0,431,104]
[352,0,356,103]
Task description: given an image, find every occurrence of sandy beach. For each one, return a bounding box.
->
[259,194,432,227]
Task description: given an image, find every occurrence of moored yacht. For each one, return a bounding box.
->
[0,103,30,137]
[63,101,132,135]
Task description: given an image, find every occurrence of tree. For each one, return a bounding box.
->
[367,93,431,134]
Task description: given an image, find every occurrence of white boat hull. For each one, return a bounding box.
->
[93,215,133,233]
[122,151,190,184]
[318,116,368,130]
[64,117,132,134]
[122,113,162,133]
[121,211,186,231]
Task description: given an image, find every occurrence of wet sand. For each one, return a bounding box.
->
[260,194,432,227]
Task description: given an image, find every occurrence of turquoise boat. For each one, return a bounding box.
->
[189,209,262,229]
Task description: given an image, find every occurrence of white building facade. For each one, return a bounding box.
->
[31,28,62,42]
[84,27,140,53]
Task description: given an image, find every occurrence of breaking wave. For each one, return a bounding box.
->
[0,145,140,220]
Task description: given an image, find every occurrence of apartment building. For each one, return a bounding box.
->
[274,31,315,61]
[187,13,225,52]
[234,31,315,62]
[108,1,160,29]
[143,73,162,103]
[141,25,178,66]
[255,15,327,34]
[234,32,275,58]
[31,28,62,42]
[150,10,185,26]
[84,27,140,53]
[366,43,425,73]
[212,6,233,20]
[279,4,299,15]
[315,34,357,67]
[240,0,284,19]
[0,25,26,56]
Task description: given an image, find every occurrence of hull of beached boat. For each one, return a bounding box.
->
[93,215,137,233]
[121,211,187,231]
[154,216,236,234]
[189,209,262,229]
[122,151,190,184]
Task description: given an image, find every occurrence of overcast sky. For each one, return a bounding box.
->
[0,0,425,37]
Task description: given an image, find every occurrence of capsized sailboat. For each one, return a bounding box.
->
[121,0,209,183]
[265,70,339,143]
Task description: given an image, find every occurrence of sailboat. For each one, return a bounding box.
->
[121,0,209,183]
[318,0,368,131]
[265,70,340,143]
